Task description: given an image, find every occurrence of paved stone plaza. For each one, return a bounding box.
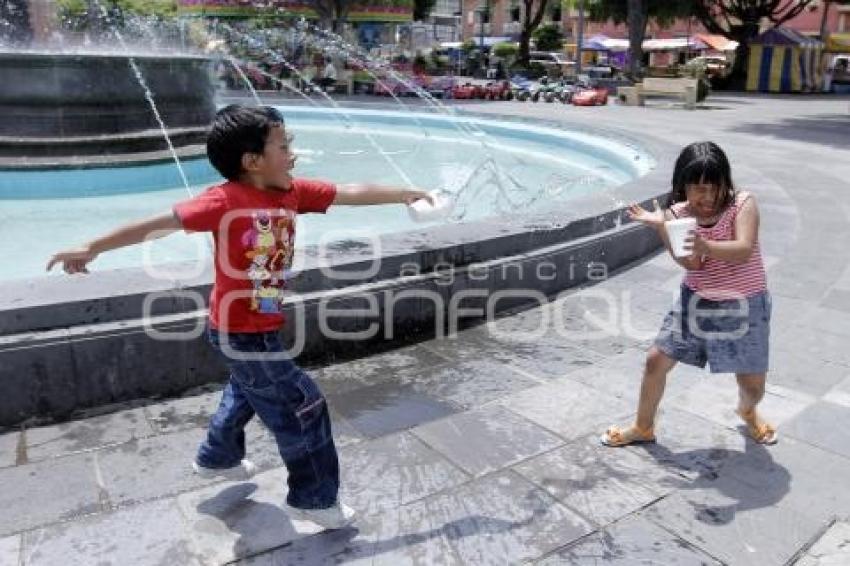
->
[2,93,849,565]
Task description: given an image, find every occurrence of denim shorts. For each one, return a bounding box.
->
[655,285,771,374]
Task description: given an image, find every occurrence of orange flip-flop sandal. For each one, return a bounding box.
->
[736,408,778,445]
[600,424,656,447]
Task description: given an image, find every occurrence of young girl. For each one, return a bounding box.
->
[601,141,777,447]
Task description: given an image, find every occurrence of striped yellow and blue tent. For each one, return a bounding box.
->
[747,27,824,93]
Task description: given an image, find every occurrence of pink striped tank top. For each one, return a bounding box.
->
[671,192,767,301]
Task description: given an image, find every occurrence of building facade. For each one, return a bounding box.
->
[458,1,850,47]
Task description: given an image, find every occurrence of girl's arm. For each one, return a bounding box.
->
[692,196,759,264]
[628,200,703,271]
[333,183,432,206]
[47,211,183,274]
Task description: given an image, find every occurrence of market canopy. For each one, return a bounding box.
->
[642,37,708,51]
[694,34,739,52]
[580,34,629,51]
[752,26,824,48]
[178,0,413,22]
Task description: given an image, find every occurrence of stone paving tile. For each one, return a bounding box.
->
[143,390,220,434]
[795,520,850,566]
[536,514,722,565]
[420,471,594,564]
[669,377,811,431]
[336,471,594,566]
[770,294,820,332]
[95,427,223,506]
[719,436,850,522]
[423,323,606,382]
[0,535,20,566]
[412,405,563,477]
[313,344,450,396]
[643,474,827,566]
[24,406,155,462]
[328,383,459,439]
[564,347,709,404]
[0,452,100,536]
[408,359,541,409]
[768,348,849,397]
[339,431,469,517]
[821,288,850,314]
[176,468,323,566]
[21,499,200,566]
[780,401,850,460]
[822,376,850,409]
[634,409,748,480]
[0,429,19,468]
[773,325,850,367]
[500,379,633,442]
[514,435,682,526]
[234,520,428,566]
[806,305,850,338]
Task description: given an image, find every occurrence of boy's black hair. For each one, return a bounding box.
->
[206,105,285,181]
[668,141,736,212]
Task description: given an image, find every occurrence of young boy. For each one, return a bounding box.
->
[47,105,432,529]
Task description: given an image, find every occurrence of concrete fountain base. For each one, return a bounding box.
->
[0,112,677,427]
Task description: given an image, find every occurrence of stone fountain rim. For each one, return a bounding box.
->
[0,109,679,336]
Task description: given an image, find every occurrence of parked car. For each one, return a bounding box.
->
[571,83,609,106]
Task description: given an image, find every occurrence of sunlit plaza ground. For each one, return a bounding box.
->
[2,92,850,565]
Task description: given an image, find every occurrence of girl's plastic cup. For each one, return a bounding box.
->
[665,217,697,257]
[408,192,453,223]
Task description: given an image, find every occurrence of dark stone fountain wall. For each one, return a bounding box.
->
[0,52,215,162]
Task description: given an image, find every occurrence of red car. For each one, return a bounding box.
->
[571,86,609,106]
[451,82,485,99]
[483,80,513,100]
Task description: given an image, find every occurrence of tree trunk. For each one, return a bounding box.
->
[626,0,648,79]
[820,0,832,40]
[727,21,760,89]
[519,30,531,66]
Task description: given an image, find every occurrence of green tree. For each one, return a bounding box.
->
[533,23,564,50]
[0,0,33,45]
[692,0,817,87]
[587,0,695,78]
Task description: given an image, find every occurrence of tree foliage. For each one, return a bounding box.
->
[692,0,817,85]
[533,23,564,51]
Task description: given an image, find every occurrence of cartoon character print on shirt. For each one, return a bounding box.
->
[241,209,296,314]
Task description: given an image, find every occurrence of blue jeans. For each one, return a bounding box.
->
[196,329,340,509]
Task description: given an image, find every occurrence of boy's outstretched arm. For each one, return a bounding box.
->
[333,183,433,206]
[47,211,183,274]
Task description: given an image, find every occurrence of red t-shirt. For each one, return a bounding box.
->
[173,179,336,332]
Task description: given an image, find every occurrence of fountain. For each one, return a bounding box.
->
[0,7,678,427]
[0,0,215,167]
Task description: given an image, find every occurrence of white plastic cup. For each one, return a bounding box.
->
[665,217,697,258]
[407,192,453,223]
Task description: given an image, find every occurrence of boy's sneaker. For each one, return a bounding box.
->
[283,501,356,530]
[192,459,257,481]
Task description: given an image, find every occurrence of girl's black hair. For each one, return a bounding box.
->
[668,141,736,212]
[206,105,285,180]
